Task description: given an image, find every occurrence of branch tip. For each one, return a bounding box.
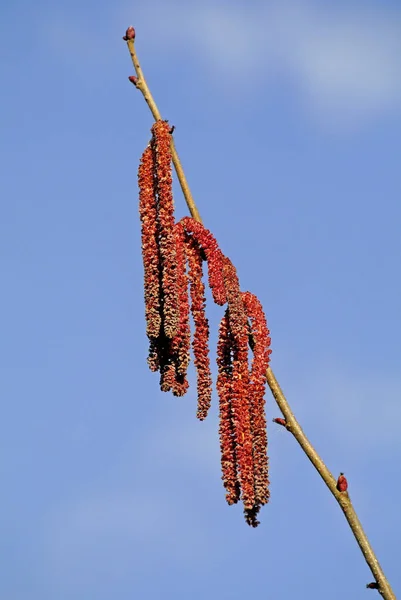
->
[123,26,136,41]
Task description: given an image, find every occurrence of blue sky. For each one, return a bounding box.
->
[1,0,400,598]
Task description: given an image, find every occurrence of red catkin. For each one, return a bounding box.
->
[185,234,212,420]
[152,120,179,338]
[180,217,226,306]
[242,291,271,506]
[217,310,240,505]
[138,145,161,339]
[170,222,191,378]
[155,220,191,397]
[222,259,255,510]
[231,340,254,510]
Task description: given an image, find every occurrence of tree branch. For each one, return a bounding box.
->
[124,31,396,600]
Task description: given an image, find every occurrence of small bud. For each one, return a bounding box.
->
[128,75,138,86]
[366,582,379,590]
[336,472,348,492]
[273,417,286,427]
[123,26,136,41]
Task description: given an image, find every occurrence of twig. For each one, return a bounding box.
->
[124,30,396,600]
[125,30,201,223]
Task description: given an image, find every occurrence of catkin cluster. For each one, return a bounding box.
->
[138,120,272,526]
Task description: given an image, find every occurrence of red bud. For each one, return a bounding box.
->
[273,417,287,427]
[128,75,138,86]
[336,473,348,492]
[366,582,379,590]
[123,26,136,41]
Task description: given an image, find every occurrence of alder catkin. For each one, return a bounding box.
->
[152,120,179,338]
[217,310,241,505]
[185,234,212,421]
[242,291,271,507]
[138,145,161,338]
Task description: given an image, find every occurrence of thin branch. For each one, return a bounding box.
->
[125,33,396,600]
[126,35,201,223]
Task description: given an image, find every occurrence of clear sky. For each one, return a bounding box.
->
[1,1,400,599]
